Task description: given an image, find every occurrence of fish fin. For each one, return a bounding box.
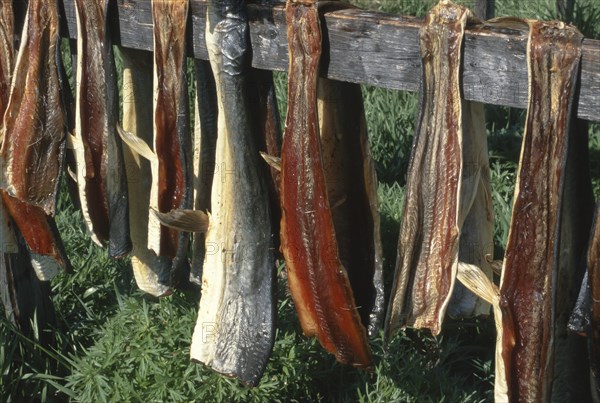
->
[151,208,209,233]
[331,195,347,209]
[456,262,499,305]
[260,151,281,172]
[66,165,78,183]
[66,132,80,149]
[117,124,157,162]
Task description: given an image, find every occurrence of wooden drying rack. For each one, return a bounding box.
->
[55,0,600,122]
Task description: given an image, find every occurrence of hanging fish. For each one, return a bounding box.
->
[316,77,385,336]
[385,0,492,339]
[0,0,58,344]
[147,0,192,268]
[0,0,71,280]
[189,0,276,386]
[73,0,131,257]
[279,0,373,367]
[189,60,217,285]
[586,198,600,399]
[1,0,67,216]
[459,18,593,402]
[120,48,176,297]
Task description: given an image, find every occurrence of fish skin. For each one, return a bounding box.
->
[1,0,66,216]
[149,0,192,261]
[280,0,372,367]
[498,20,589,403]
[385,0,482,338]
[316,78,384,337]
[250,68,282,216]
[190,0,276,386]
[448,101,494,319]
[0,0,70,281]
[1,192,72,279]
[190,59,218,286]
[589,198,600,399]
[121,47,174,298]
[74,0,131,257]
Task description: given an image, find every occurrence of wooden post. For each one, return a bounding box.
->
[556,0,575,23]
[474,0,495,20]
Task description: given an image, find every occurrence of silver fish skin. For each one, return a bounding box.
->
[191,0,275,386]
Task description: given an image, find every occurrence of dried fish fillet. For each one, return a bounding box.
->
[317,78,384,336]
[280,0,372,367]
[1,0,66,215]
[189,60,217,285]
[0,0,70,281]
[588,198,600,398]
[190,0,275,386]
[385,0,490,338]
[121,48,174,297]
[74,0,131,257]
[497,20,590,402]
[148,0,192,260]
[2,193,71,280]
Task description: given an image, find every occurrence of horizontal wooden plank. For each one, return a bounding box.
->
[57,0,600,122]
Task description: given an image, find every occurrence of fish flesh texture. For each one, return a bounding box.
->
[148,0,192,263]
[496,20,590,402]
[2,194,71,280]
[120,48,175,297]
[74,0,131,257]
[1,0,66,216]
[0,0,70,281]
[385,0,491,338]
[316,78,384,336]
[0,0,58,328]
[189,60,218,285]
[190,0,275,386]
[280,0,372,367]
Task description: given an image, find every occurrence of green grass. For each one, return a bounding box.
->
[2,0,600,400]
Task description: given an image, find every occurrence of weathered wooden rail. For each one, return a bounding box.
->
[56,0,600,122]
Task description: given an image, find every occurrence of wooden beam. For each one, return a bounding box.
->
[57,1,600,122]
[474,0,495,19]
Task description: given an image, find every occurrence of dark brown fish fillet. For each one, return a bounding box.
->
[189,59,217,285]
[190,0,275,386]
[2,193,71,279]
[385,0,481,338]
[498,20,588,403]
[589,198,600,398]
[1,0,66,215]
[148,0,192,259]
[74,0,131,257]
[317,78,384,336]
[280,0,372,367]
